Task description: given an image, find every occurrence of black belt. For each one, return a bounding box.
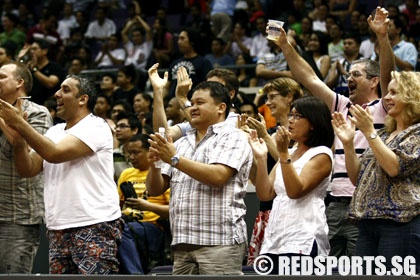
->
[329,195,352,204]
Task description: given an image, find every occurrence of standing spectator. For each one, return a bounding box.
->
[205,38,235,67]
[146,81,252,275]
[0,75,123,274]
[94,33,127,68]
[165,27,213,99]
[0,13,25,52]
[0,62,53,274]
[272,7,393,258]
[248,96,334,274]
[331,70,420,273]
[17,39,66,106]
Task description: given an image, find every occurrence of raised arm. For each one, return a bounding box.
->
[248,130,276,201]
[148,64,183,138]
[273,27,336,110]
[368,6,394,103]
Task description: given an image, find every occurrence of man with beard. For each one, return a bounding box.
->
[272,7,394,258]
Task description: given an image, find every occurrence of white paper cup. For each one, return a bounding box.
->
[267,19,284,41]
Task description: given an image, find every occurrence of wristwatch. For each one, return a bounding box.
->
[171,154,180,167]
[369,132,378,140]
[279,158,292,164]
[180,100,191,110]
[32,67,38,73]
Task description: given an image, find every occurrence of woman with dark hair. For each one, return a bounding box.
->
[303,31,331,80]
[249,96,334,274]
[149,18,174,68]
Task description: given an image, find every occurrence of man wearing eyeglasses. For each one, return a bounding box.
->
[113,112,142,181]
[272,7,393,258]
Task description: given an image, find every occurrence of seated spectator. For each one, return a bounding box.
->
[0,12,25,52]
[302,31,331,80]
[249,16,270,60]
[17,39,66,106]
[113,64,139,105]
[99,72,118,100]
[84,6,116,42]
[26,13,63,61]
[205,37,235,67]
[111,100,134,125]
[122,15,153,72]
[67,57,86,75]
[94,94,118,148]
[57,3,78,45]
[236,53,257,87]
[117,134,170,274]
[113,112,142,180]
[165,97,186,127]
[224,21,252,60]
[133,92,153,127]
[94,33,127,68]
[148,18,174,69]
[0,41,16,67]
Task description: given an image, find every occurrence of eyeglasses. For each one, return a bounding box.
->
[287,112,304,120]
[265,93,283,103]
[344,71,364,79]
[115,124,131,130]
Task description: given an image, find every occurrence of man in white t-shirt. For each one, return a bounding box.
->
[0,75,122,274]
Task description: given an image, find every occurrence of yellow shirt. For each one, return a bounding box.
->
[118,167,170,223]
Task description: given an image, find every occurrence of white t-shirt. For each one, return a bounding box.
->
[43,114,120,230]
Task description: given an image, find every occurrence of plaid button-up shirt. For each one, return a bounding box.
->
[0,100,53,224]
[162,122,252,246]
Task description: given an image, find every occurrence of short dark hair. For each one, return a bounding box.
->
[116,111,142,133]
[239,101,258,115]
[206,68,239,97]
[342,32,361,45]
[129,133,150,150]
[119,64,137,83]
[66,74,97,112]
[193,81,231,119]
[292,96,334,148]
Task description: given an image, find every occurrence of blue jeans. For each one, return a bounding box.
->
[355,215,420,273]
[117,221,163,274]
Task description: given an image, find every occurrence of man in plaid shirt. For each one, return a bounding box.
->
[146,81,252,275]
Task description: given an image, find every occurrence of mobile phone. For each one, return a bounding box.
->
[120,182,137,199]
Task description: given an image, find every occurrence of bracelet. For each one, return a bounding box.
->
[279,158,292,164]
